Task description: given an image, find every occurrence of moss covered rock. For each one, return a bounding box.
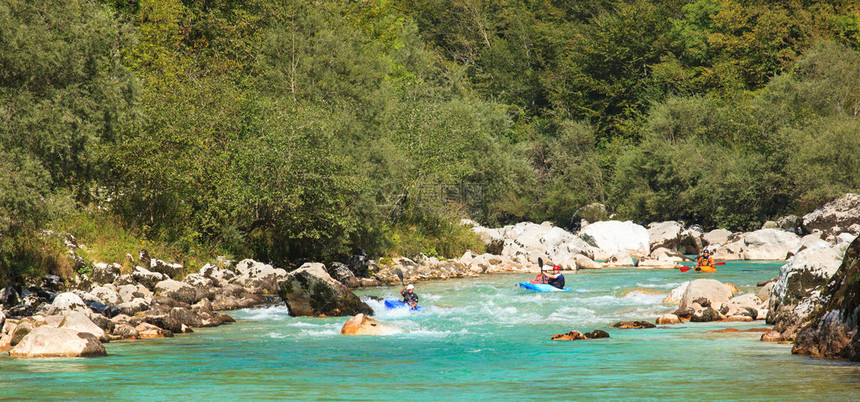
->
[767,247,844,340]
[278,263,373,317]
[792,237,860,360]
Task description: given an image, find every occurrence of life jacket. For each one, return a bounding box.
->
[697,256,714,267]
[530,274,548,284]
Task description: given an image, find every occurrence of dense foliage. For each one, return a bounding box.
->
[1,0,858,281]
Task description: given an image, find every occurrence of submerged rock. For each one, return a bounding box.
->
[611,321,656,329]
[340,313,397,335]
[278,263,373,317]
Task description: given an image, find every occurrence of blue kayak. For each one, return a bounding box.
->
[384,299,422,311]
[517,282,572,292]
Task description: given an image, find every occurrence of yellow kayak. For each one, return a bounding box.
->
[694,266,717,273]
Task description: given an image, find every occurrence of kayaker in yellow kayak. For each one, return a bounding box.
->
[694,249,716,272]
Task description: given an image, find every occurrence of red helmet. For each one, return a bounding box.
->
[553,265,561,271]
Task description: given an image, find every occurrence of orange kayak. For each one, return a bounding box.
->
[694,266,717,273]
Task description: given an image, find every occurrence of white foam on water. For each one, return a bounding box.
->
[286,322,323,328]
[635,282,682,289]
[267,332,287,339]
[240,304,291,321]
[582,294,664,307]
[621,291,668,304]
[299,328,341,336]
[405,328,470,337]
[546,306,599,323]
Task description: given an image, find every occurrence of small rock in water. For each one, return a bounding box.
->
[611,321,656,329]
[585,330,610,339]
[551,329,610,340]
[551,331,586,341]
[656,314,682,325]
[760,330,785,342]
[702,327,770,333]
[340,313,397,336]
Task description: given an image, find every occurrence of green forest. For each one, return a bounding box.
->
[2,0,859,283]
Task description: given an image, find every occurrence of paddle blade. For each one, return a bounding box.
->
[715,262,726,265]
[538,257,543,269]
[395,268,404,285]
[679,266,692,273]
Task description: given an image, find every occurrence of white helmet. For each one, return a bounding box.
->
[406,284,414,290]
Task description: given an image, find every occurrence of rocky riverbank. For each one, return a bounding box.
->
[3,194,859,358]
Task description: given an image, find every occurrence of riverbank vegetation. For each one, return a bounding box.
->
[2,0,858,283]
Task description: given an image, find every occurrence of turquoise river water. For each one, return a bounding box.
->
[3,261,860,400]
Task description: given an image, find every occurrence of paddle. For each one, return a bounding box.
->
[680,262,726,273]
[395,268,405,286]
[535,257,547,283]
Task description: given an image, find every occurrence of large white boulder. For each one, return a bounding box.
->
[647,221,683,252]
[802,193,860,236]
[649,247,686,262]
[605,252,635,267]
[794,233,832,254]
[579,220,649,257]
[678,226,705,254]
[712,239,745,260]
[721,293,765,319]
[155,279,199,305]
[91,263,121,284]
[573,254,603,269]
[54,311,107,341]
[702,229,733,248]
[9,326,106,358]
[497,222,595,265]
[90,286,120,305]
[679,279,733,310]
[47,293,89,316]
[663,281,691,304]
[132,266,167,289]
[232,259,288,293]
[741,229,801,260]
[117,298,150,316]
[635,258,677,269]
[199,263,236,282]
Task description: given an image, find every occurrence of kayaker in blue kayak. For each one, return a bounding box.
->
[400,284,419,309]
[545,265,565,289]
